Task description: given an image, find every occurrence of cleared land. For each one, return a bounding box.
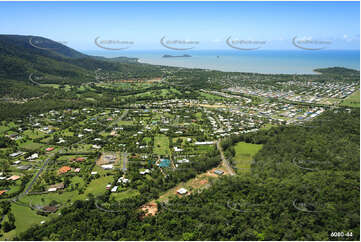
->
[233,142,263,173]
[341,89,360,108]
[0,203,57,240]
[153,135,170,155]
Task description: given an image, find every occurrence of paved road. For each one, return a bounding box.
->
[18,150,60,200]
[217,140,236,176]
[122,152,128,171]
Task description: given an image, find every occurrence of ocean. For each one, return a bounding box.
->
[83,49,360,74]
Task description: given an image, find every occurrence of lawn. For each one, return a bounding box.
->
[260,123,276,130]
[195,112,203,120]
[66,144,93,153]
[153,135,170,155]
[143,137,152,145]
[341,89,360,108]
[80,175,114,198]
[0,122,16,135]
[195,144,215,153]
[117,120,133,125]
[233,142,263,173]
[4,180,23,195]
[172,137,188,145]
[40,84,60,88]
[199,91,224,101]
[0,126,9,135]
[110,188,140,201]
[19,141,44,151]
[0,203,58,240]
[20,190,79,207]
[23,129,47,139]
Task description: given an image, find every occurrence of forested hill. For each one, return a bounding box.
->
[314,67,360,78]
[17,108,360,241]
[0,35,87,59]
[0,35,163,98]
[0,34,138,63]
[0,34,142,80]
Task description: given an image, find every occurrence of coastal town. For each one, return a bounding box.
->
[0,65,359,239]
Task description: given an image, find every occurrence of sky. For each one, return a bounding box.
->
[0,1,359,51]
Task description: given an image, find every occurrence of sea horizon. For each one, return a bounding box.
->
[83,49,360,75]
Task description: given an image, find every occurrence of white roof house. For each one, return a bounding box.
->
[139,169,151,175]
[177,159,190,163]
[177,188,188,195]
[194,141,215,145]
[9,152,24,157]
[111,186,118,192]
[101,164,113,170]
[27,153,39,160]
[118,177,129,183]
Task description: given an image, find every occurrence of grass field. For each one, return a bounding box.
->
[195,144,215,153]
[40,84,60,88]
[110,189,140,201]
[5,180,23,195]
[0,126,9,135]
[260,123,277,130]
[172,137,188,145]
[195,112,203,120]
[22,129,47,139]
[199,91,224,101]
[341,89,360,108]
[80,175,114,198]
[154,135,170,155]
[21,190,78,207]
[0,174,105,240]
[66,144,93,153]
[143,137,152,145]
[117,120,133,125]
[0,203,58,240]
[19,141,44,151]
[233,142,263,173]
[0,122,16,135]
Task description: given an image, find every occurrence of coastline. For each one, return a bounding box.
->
[138,58,326,75]
[85,50,360,75]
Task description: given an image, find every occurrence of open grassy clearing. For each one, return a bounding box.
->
[110,188,140,201]
[22,129,47,139]
[18,141,44,151]
[198,91,224,100]
[0,122,17,134]
[117,120,133,125]
[233,142,263,173]
[79,175,114,198]
[153,135,170,156]
[341,89,360,108]
[40,84,60,88]
[0,203,58,240]
[143,137,152,144]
